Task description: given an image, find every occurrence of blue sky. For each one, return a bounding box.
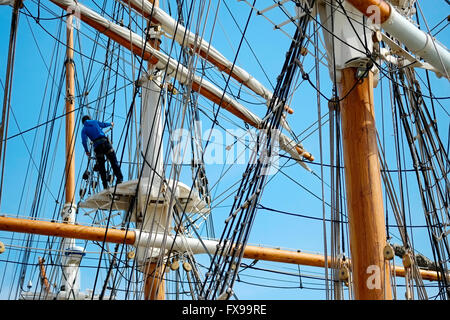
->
[0,0,448,300]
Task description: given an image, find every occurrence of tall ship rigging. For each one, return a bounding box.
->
[0,0,448,300]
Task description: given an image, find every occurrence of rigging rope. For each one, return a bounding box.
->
[200,0,316,300]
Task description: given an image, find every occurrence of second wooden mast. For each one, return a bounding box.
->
[339,68,392,299]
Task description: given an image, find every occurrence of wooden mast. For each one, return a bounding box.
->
[0,0,23,207]
[339,69,391,299]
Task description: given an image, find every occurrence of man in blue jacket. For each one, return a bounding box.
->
[81,115,123,189]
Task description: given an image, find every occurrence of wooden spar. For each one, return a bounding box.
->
[295,145,314,164]
[64,14,75,205]
[47,0,250,126]
[61,13,80,295]
[50,1,159,62]
[190,81,260,128]
[46,2,244,121]
[0,215,443,282]
[339,68,391,299]
[38,257,51,293]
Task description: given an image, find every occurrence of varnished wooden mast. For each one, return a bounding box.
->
[65,14,75,205]
[0,216,135,243]
[143,0,165,301]
[339,68,391,299]
[38,257,51,294]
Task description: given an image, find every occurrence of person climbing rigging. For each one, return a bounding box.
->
[81,115,123,189]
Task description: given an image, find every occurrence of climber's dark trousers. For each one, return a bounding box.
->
[94,138,123,188]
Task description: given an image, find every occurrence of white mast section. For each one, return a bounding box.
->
[49,0,313,166]
[338,0,450,79]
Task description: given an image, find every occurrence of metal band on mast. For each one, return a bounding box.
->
[317,0,392,299]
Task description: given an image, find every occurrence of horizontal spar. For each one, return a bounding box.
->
[48,0,314,162]
[123,0,274,101]
[0,215,442,281]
